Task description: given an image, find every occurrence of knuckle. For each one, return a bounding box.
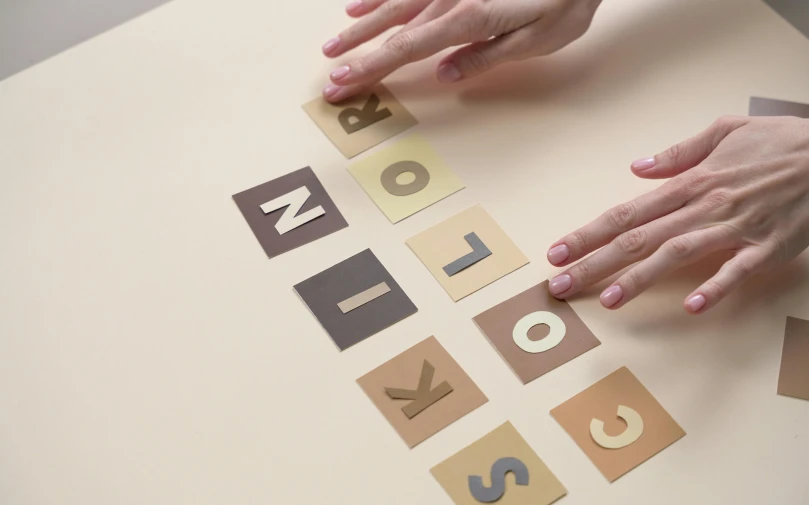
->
[702,279,725,300]
[606,202,637,230]
[383,0,409,20]
[663,141,685,165]
[732,258,756,277]
[621,270,643,292]
[617,228,648,256]
[572,261,592,285]
[385,31,417,62]
[462,48,490,73]
[569,230,590,254]
[665,236,694,260]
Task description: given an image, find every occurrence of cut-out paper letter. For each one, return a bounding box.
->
[348,134,464,223]
[357,336,487,448]
[442,233,492,277]
[294,249,417,351]
[512,311,566,354]
[407,206,529,301]
[233,166,348,259]
[337,282,391,314]
[473,281,601,385]
[468,457,530,503]
[259,186,326,235]
[380,160,431,196]
[338,94,393,134]
[551,367,685,482]
[431,422,567,505]
[590,405,644,449]
[386,359,453,419]
[303,85,418,158]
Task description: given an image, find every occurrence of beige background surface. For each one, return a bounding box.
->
[1,0,808,504]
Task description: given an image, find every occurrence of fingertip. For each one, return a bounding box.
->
[684,293,707,314]
[437,62,462,83]
[322,84,345,103]
[322,37,341,57]
[547,244,570,266]
[346,0,364,16]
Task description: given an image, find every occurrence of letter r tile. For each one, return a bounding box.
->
[357,336,488,448]
[232,166,347,259]
[303,84,418,158]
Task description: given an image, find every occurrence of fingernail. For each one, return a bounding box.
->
[437,63,462,83]
[323,84,340,98]
[547,244,570,266]
[549,274,573,296]
[600,285,624,308]
[322,37,341,55]
[330,65,351,81]
[346,0,363,12]
[631,157,656,171]
[686,294,706,313]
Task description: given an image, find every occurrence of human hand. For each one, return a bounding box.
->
[321,0,603,102]
[546,115,809,314]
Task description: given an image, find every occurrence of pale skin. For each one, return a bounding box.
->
[322,0,809,314]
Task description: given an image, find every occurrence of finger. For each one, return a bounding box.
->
[346,0,387,18]
[597,226,737,309]
[683,247,771,314]
[393,0,458,36]
[631,115,750,179]
[331,12,472,86]
[322,82,372,103]
[549,208,699,299]
[547,181,689,267]
[436,29,530,83]
[324,0,432,57]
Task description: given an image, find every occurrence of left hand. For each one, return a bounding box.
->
[546,115,809,314]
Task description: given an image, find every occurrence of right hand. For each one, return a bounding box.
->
[321,0,604,102]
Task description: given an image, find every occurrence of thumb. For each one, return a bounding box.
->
[631,115,750,179]
[436,31,527,83]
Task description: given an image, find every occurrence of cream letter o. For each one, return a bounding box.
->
[512,311,566,353]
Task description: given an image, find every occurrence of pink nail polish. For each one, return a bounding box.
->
[437,63,462,83]
[322,37,340,55]
[547,244,570,265]
[346,0,363,12]
[686,294,706,312]
[330,65,351,81]
[631,157,656,170]
[549,274,573,296]
[323,84,340,98]
[600,285,623,308]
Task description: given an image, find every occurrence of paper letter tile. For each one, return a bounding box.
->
[551,367,685,482]
[407,206,529,301]
[357,336,487,448]
[431,422,566,505]
[303,85,418,158]
[749,96,809,118]
[232,167,347,259]
[294,249,417,351]
[777,316,809,401]
[473,281,601,384]
[348,134,465,223]
[763,0,809,41]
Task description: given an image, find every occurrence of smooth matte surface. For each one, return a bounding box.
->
[551,367,686,482]
[2,0,809,504]
[357,336,489,448]
[473,281,601,384]
[777,317,809,401]
[431,422,567,505]
[294,249,417,351]
[749,96,809,117]
[764,0,809,40]
[0,0,173,81]
[233,166,347,258]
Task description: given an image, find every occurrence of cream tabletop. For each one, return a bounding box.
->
[1,0,809,504]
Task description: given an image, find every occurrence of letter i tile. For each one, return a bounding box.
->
[357,336,488,448]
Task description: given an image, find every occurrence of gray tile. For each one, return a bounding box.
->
[763,0,809,40]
